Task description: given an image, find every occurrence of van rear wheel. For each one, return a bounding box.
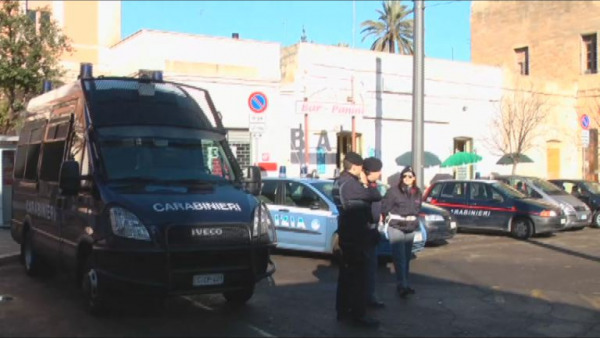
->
[23,230,43,277]
[512,218,533,240]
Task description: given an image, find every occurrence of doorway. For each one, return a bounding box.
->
[453,137,473,179]
[336,132,362,168]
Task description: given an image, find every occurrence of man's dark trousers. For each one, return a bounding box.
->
[336,244,368,319]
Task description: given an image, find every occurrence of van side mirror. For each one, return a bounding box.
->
[59,160,80,195]
[244,165,262,196]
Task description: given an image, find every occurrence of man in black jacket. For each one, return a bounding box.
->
[332,152,382,328]
[363,157,385,309]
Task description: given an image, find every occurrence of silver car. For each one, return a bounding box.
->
[496,175,591,230]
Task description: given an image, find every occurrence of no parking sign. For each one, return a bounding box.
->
[248,92,268,113]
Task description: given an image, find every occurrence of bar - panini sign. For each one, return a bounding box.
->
[295,101,364,116]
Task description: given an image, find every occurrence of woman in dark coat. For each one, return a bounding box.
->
[381,166,422,297]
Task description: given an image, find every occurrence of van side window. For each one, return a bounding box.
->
[40,116,72,182]
[14,119,47,181]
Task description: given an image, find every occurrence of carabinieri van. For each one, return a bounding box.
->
[10,64,276,315]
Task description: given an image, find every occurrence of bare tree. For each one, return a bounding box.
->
[485,83,550,174]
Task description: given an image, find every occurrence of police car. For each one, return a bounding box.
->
[377,183,457,245]
[258,177,426,257]
[423,179,566,239]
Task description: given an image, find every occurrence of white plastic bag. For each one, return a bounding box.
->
[381,213,417,239]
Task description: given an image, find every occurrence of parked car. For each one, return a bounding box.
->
[376,183,457,245]
[423,179,566,239]
[495,175,591,230]
[548,179,600,228]
[258,177,426,258]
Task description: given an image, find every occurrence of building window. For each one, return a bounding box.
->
[515,47,529,75]
[582,33,598,74]
[25,9,50,32]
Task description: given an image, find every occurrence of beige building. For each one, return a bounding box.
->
[23,0,121,77]
[471,1,600,180]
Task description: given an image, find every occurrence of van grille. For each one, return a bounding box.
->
[574,206,588,212]
[166,224,251,248]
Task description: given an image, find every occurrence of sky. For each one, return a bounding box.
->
[121,0,472,62]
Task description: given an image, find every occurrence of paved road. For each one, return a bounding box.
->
[1,228,599,337]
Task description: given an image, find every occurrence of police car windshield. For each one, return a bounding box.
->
[491,182,526,199]
[96,126,236,183]
[530,177,567,195]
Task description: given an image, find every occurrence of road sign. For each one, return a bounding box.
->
[249,123,266,134]
[580,114,591,130]
[582,129,590,147]
[248,92,268,113]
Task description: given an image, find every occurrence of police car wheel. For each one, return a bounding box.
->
[23,229,42,277]
[592,211,600,228]
[511,218,533,240]
[223,287,254,304]
[81,259,107,316]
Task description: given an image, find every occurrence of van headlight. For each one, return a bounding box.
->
[559,203,576,214]
[109,207,151,241]
[253,203,276,242]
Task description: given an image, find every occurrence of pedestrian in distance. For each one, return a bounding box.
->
[381,166,422,298]
[331,151,382,328]
[362,156,385,309]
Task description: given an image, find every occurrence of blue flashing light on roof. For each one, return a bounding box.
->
[79,63,93,79]
[279,165,287,178]
[138,69,163,82]
[300,164,308,178]
[152,71,163,82]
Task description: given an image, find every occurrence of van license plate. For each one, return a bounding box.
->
[450,221,457,229]
[414,232,423,242]
[193,273,224,286]
[580,215,587,220]
[560,218,566,224]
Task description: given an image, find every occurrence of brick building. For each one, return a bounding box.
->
[471,1,600,180]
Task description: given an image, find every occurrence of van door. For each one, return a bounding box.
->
[38,114,73,267]
[468,182,511,230]
[437,181,471,228]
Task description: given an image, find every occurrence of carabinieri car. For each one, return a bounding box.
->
[423,179,566,240]
[258,177,427,258]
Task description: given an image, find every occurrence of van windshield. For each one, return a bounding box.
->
[82,79,219,129]
[530,177,567,195]
[491,182,526,199]
[582,181,600,194]
[96,126,236,183]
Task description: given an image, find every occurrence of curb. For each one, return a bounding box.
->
[0,252,19,264]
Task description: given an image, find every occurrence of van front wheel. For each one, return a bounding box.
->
[512,218,533,240]
[81,258,107,316]
[592,211,600,228]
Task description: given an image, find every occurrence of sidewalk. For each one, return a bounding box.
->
[0,227,19,264]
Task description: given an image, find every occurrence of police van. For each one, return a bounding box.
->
[10,63,276,314]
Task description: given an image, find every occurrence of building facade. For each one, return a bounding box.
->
[471,0,600,180]
[21,0,512,186]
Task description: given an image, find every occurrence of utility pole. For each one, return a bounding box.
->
[411,0,425,188]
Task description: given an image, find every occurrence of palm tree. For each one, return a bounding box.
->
[360,0,414,54]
